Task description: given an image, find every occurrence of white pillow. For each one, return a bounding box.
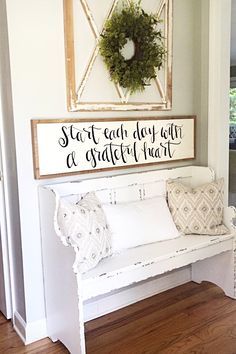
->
[102,196,180,253]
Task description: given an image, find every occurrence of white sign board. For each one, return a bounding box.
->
[31,117,195,179]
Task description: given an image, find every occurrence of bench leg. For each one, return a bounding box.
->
[191,249,236,299]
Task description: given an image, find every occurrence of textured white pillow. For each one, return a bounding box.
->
[166,178,229,235]
[102,196,180,252]
[56,192,112,273]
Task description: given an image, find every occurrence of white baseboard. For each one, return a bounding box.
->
[84,266,191,322]
[13,311,26,343]
[13,311,47,345]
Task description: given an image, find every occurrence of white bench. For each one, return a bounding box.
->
[39,166,236,354]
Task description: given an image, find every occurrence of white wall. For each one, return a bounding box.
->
[5,0,206,332]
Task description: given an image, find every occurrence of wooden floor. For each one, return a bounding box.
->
[0,314,68,353]
[2,282,236,353]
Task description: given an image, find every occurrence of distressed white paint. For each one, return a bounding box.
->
[82,235,233,301]
[39,166,236,354]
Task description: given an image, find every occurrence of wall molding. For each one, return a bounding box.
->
[13,311,47,345]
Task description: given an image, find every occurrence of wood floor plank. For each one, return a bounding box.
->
[85,281,203,333]
[1,282,236,353]
[86,282,236,354]
[85,281,209,334]
[157,334,203,354]
[186,310,236,354]
[0,314,69,354]
[85,282,217,341]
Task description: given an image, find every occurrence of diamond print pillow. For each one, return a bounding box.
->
[166,179,229,235]
[56,192,112,273]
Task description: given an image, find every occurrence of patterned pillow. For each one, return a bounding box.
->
[166,179,229,235]
[56,192,112,273]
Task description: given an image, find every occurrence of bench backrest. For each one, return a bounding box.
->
[44,166,214,203]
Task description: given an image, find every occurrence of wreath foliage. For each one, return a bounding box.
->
[99,1,166,94]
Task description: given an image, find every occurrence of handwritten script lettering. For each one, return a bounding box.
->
[58,124,101,147]
[54,120,192,171]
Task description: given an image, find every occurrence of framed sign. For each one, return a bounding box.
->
[64,0,172,111]
[31,116,195,179]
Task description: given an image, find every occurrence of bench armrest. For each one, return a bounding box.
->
[224,206,236,232]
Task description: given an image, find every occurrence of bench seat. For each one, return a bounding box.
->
[82,233,234,300]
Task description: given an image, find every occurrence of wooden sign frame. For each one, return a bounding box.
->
[64,0,173,112]
[31,116,196,179]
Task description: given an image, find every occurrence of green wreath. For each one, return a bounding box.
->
[99,1,166,94]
